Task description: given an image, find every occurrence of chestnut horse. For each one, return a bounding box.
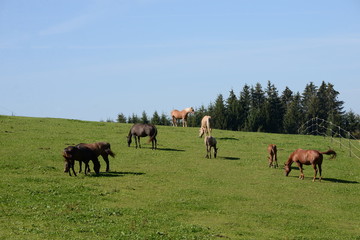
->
[267,144,278,168]
[171,107,194,127]
[284,149,336,182]
[199,115,212,137]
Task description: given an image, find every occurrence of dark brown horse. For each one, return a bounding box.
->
[284,149,336,182]
[127,123,157,149]
[63,145,101,176]
[76,142,115,173]
[267,144,278,168]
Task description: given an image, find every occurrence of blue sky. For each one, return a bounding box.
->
[1,0,359,121]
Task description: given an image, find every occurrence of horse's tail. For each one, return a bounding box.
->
[320,149,336,159]
[207,116,211,136]
[147,127,158,144]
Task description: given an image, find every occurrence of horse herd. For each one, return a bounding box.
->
[63,107,336,182]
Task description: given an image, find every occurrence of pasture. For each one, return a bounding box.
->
[0,115,359,239]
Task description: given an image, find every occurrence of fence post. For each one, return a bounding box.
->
[338,126,341,149]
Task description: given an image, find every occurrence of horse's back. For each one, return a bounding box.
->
[292,149,322,164]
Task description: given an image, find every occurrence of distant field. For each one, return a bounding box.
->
[0,115,359,239]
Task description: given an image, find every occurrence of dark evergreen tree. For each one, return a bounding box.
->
[151,111,161,125]
[264,81,283,133]
[283,92,303,134]
[212,94,227,129]
[117,113,127,123]
[226,89,239,130]
[302,82,319,122]
[238,84,251,130]
[160,113,171,126]
[281,86,294,114]
[245,83,266,132]
[141,111,149,124]
[128,113,140,123]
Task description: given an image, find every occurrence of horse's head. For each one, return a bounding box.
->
[185,107,195,114]
[127,135,132,147]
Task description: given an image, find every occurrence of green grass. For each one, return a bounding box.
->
[0,115,359,239]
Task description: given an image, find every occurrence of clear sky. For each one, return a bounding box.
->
[1,0,359,121]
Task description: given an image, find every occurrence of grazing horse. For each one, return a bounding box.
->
[127,123,158,149]
[267,144,278,168]
[63,145,101,176]
[284,149,336,182]
[76,142,115,173]
[199,115,212,137]
[171,107,194,127]
[205,136,218,159]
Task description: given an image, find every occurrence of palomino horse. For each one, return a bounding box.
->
[267,144,278,168]
[171,107,194,127]
[284,149,336,182]
[127,123,158,149]
[199,115,212,137]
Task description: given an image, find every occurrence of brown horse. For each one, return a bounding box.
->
[171,107,194,127]
[63,145,101,176]
[199,115,212,137]
[127,123,158,149]
[284,149,336,182]
[267,144,278,168]
[76,142,115,172]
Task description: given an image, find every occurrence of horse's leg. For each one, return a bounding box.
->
[138,136,141,148]
[296,162,304,179]
[274,154,278,168]
[79,161,82,173]
[312,163,318,182]
[102,154,110,172]
[318,164,322,182]
[134,136,138,148]
[154,137,157,150]
[70,161,76,176]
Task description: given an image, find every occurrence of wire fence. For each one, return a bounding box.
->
[297,117,360,159]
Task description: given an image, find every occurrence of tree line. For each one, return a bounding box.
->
[117,81,360,138]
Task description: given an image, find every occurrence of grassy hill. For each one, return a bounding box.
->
[0,115,359,239]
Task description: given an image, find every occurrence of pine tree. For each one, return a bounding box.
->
[141,111,149,124]
[245,83,265,132]
[226,89,239,130]
[283,92,303,134]
[264,81,283,133]
[160,113,171,126]
[117,113,127,123]
[212,94,227,129]
[151,111,161,125]
[302,82,319,121]
[238,84,251,130]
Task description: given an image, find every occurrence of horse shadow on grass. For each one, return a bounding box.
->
[219,156,241,161]
[322,178,359,184]
[218,137,239,141]
[157,147,185,152]
[92,171,145,178]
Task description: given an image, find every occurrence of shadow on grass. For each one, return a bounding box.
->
[218,137,239,141]
[220,156,241,160]
[157,147,185,152]
[322,178,359,184]
[92,171,145,178]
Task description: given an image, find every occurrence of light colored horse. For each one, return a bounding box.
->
[199,115,212,137]
[171,107,194,127]
[205,136,218,158]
